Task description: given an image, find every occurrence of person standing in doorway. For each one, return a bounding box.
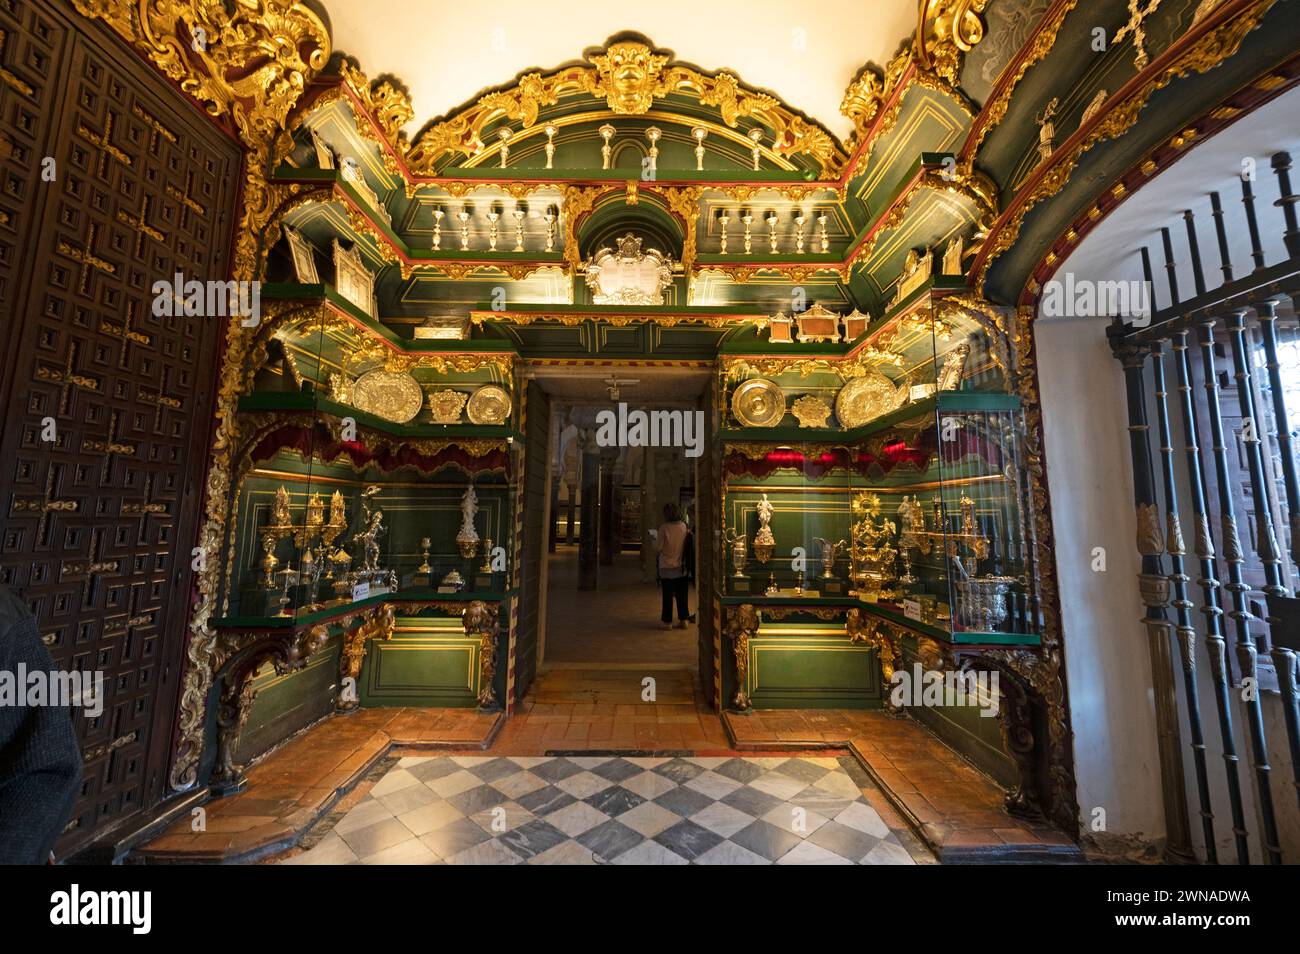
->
[655,502,691,629]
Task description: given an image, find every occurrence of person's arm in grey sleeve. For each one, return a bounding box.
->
[0,588,82,863]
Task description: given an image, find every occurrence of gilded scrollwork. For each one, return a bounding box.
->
[338,605,396,710]
[727,604,760,711]
[339,60,414,150]
[463,600,501,709]
[977,0,1280,291]
[403,40,846,177]
[916,0,991,86]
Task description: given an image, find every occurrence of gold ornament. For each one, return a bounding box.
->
[791,395,832,428]
[427,389,469,424]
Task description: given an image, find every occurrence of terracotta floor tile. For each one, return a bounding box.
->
[941,829,1001,847]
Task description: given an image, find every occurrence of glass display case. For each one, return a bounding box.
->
[213,293,522,624]
[845,392,1037,641]
[717,288,1038,645]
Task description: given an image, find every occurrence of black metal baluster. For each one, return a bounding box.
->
[1151,340,1218,861]
[1196,318,1284,863]
[1278,643,1300,815]
[1161,227,1181,305]
[1242,174,1266,272]
[1110,323,1195,864]
[1210,192,1234,285]
[1224,310,1287,597]
[1141,245,1160,314]
[1184,210,1208,297]
[1173,330,1250,864]
[1272,152,1300,259]
[1258,291,1300,817]
[1255,298,1300,570]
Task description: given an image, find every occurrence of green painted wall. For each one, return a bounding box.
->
[359,615,481,708]
[894,637,1016,788]
[235,635,342,764]
[747,625,882,709]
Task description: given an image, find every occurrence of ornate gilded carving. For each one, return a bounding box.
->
[464,600,501,709]
[661,186,702,272]
[847,608,899,695]
[978,0,1280,290]
[73,0,329,151]
[727,604,759,710]
[915,0,990,85]
[339,60,414,149]
[338,605,395,710]
[585,234,674,305]
[791,395,832,428]
[1135,503,1165,556]
[404,40,845,177]
[561,185,604,270]
[840,65,885,144]
[427,389,469,424]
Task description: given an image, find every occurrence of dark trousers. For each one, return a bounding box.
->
[661,576,690,623]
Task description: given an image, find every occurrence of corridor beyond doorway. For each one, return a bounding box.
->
[542,545,696,668]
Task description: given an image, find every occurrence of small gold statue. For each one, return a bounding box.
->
[753,493,776,564]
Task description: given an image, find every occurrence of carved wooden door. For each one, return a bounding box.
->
[0,0,241,856]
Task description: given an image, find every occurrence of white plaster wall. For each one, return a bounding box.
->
[1036,314,1166,840]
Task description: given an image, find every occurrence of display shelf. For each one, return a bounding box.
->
[261,283,521,354]
[272,169,570,269]
[718,593,1040,647]
[718,391,1019,444]
[237,391,524,442]
[211,588,519,631]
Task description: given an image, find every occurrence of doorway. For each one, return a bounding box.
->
[530,365,711,705]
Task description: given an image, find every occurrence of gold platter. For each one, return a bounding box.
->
[834,371,903,428]
[351,370,424,423]
[731,378,786,428]
[466,385,512,425]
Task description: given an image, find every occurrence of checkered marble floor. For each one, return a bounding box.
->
[281,754,921,865]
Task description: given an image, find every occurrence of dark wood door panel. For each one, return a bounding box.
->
[0,0,241,855]
[0,0,70,406]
